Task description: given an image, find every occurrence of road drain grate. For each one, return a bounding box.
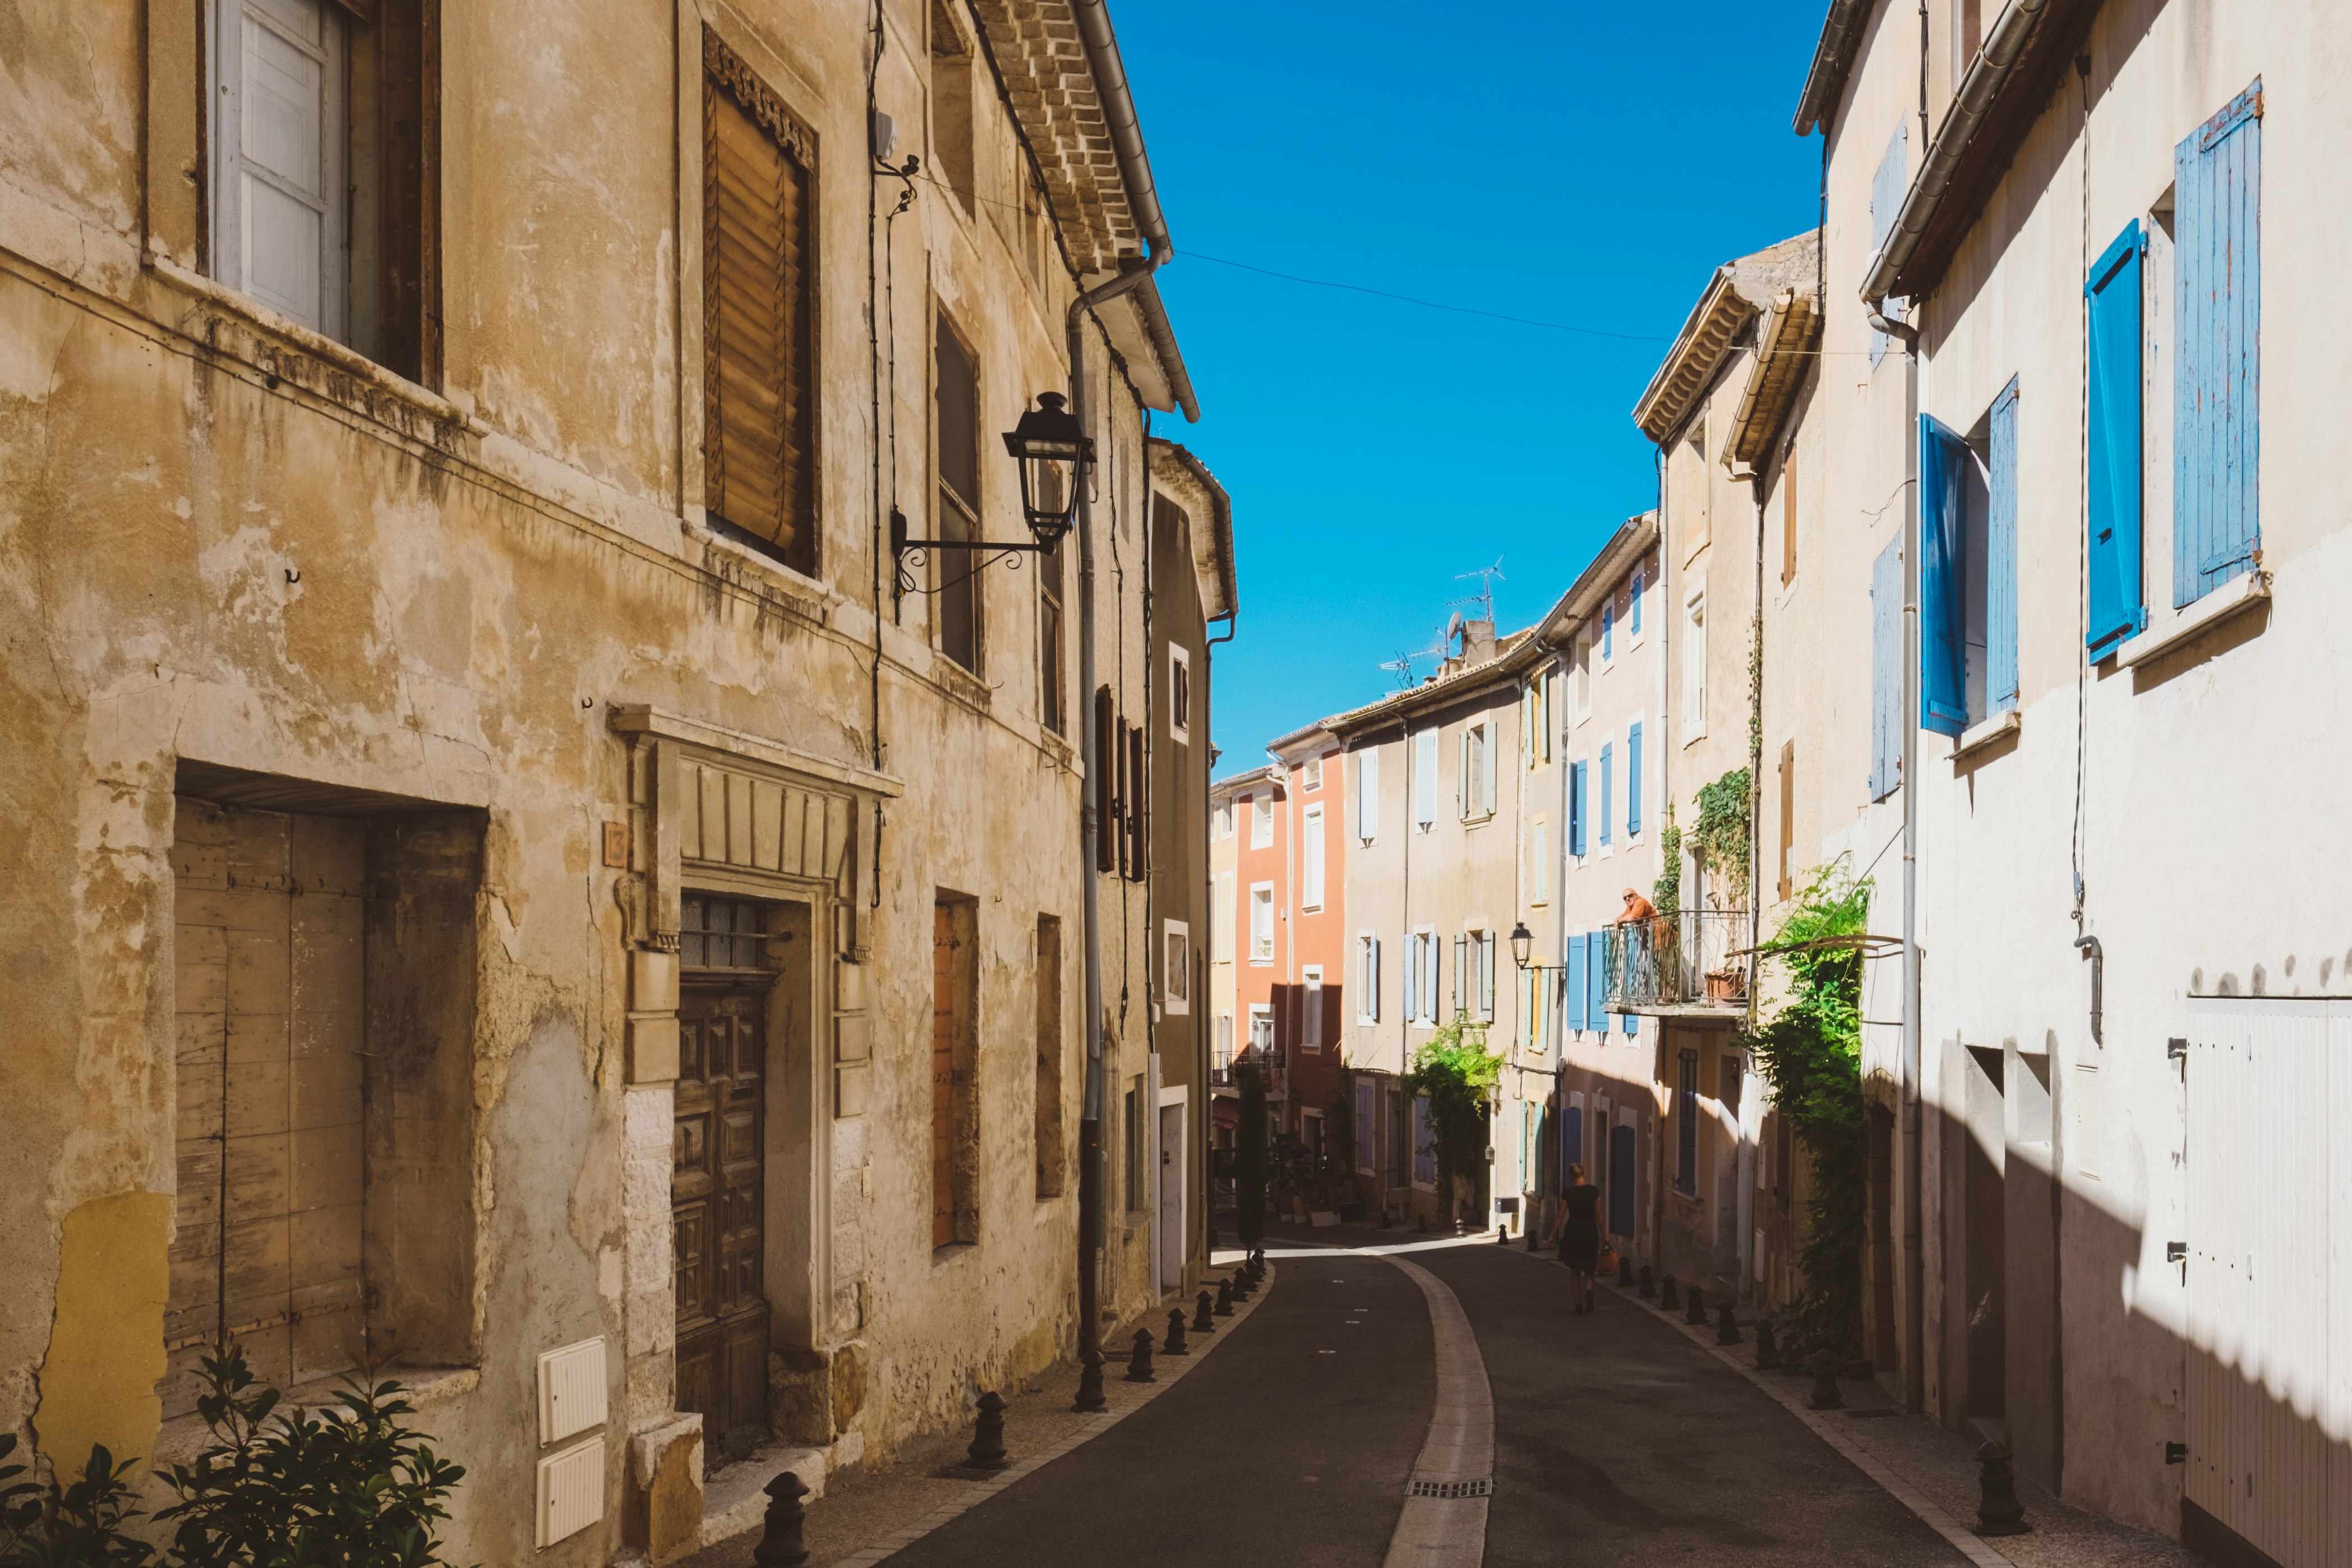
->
[1409,1478,1493,1499]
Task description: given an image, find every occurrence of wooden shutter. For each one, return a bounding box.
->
[1125,723,1146,881]
[1570,760,1586,857]
[704,31,815,572]
[1566,933,1587,1031]
[2085,226,2145,653]
[1781,459,1798,585]
[1094,686,1115,872]
[1626,722,1643,837]
[1987,380,2022,708]
[1586,938,1607,1032]
[2174,81,2262,609]
[1918,414,1968,737]
[1598,744,1612,846]
[1869,536,1902,800]
[1778,740,1795,903]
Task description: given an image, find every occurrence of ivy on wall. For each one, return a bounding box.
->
[1399,1017,1502,1203]
[1692,767,1753,906]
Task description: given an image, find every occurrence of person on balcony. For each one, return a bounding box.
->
[1549,1163,1602,1315]
[1616,888,1656,924]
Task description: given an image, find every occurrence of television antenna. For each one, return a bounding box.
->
[1378,630,1453,688]
[1448,557,1507,628]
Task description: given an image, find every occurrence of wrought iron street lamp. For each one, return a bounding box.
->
[891,391,1094,592]
[1509,919,1565,974]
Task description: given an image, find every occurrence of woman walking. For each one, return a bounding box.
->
[1550,1164,1603,1315]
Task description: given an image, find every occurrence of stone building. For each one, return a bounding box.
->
[0,0,1229,1562]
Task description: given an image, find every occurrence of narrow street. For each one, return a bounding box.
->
[856,1232,1969,1567]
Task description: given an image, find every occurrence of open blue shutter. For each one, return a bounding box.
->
[1585,937,1607,1031]
[1626,723,1643,837]
[1631,566,1643,634]
[1869,537,1902,799]
[1570,761,1587,856]
[1598,745,1613,846]
[2085,226,2145,653]
[1602,601,1613,659]
[1567,933,1588,1029]
[2175,81,2262,608]
[1919,415,1968,737]
[1987,380,2022,706]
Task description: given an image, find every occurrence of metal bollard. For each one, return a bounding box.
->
[1754,1317,1779,1368]
[965,1391,1010,1470]
[1230,1268,1255,1302]
[1686,1284,1707,1325]
[1638,1264,1655,1297]
[1214,1278,1235,1316]
[1716,1300,1742,1345]
[1164,1308,1190,1356]
[1661,1274,1681,1312]
[1073,1345,1107,1412]
[1974,1438,2031,1535]
[1497,1224,1509,1246]
[750,1470,811,1566]
[1808,1350,1844,1410]
[1618,1254,1635,1288]
[1124,1327,1156,1383]
[1194,1289,1216,1333]
[1525,1225,1539,1252]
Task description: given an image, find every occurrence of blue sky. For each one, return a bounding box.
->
[1113,1,1829,768]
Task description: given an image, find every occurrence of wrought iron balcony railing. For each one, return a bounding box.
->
[1599,910,1750,1013]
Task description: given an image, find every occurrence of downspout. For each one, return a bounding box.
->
[1069,0,1178,1406]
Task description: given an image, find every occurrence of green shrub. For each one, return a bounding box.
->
[1399,1017,1502,1205]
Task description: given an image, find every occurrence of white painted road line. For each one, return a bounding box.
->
[1381,1255,1493,1568]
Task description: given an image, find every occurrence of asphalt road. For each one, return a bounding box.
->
[861,1226,1970,1566]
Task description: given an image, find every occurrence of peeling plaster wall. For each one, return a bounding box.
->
[0,0,1183,1557]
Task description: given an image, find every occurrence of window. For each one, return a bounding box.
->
[1039,531,1066,734]
[1163,920,1189,1016]
[934,316,983,671]
[1248,882,1275,963]
[1215,1012,1233,1076]
[1530,815,1549,905]
[702,32,817,571]
[1675,1048,1699,1194]
[1569,760,1587,858]
[1869,539,1902,800]
[1357,934,1381,1022]
[2173,83,2262,609]
[1168,645,1191,742]
[1451,934,1467,1018]
[1413,728,1439,828]
[1124,1077,1145,1214]
[1566,931,1588,1031]
[1302,806,1326,910]
[1598,744,1613,848]
[1212,802,1233,842]
[926,0,974,215]
[1248,1005,1273,1054]
[1626,722,1644,838]
[1630,563,1644,636]
[1921,388,2018,734]
[208,0,439,381]
[1356,1080,1377,1175]
[1601,599,1614,661]
[1355,749,1380,843]
[1572,629,1592,720]
[1301,966,1325,1050]
[1302,754,1323,791]
[933,897,980,1246]
[1250,794,1273,848]
[1458,723,1496,820]
[1777,740,1796,903]
[1408,929,1437,1023]
[1681,591,1706,740]
[1781,459,1799,586]
[1035,916,1064,1198]
[1123,722,1146,880]
[2086,220,2145,654]
[1412,1094,1437,1188]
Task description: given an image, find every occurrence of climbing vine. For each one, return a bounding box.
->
[1740,864,1872,1358]
[1398,1017,1502,1203]
[1692,767,1753,905]
[1652,812,1682,917]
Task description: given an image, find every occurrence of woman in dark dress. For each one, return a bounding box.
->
[1550,1165,1603,1315]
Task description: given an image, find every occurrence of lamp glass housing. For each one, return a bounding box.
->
[1003,391,1085,544]
[1509,920,1534,970]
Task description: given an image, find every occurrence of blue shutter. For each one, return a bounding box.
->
[1626,723,1643,837]
[2175,82,2262,608]
[1602,601,1613,659]
[2086,227,2146,652]
[1403,935,1418,1021]
[1585,937,1607,1031]
[1869,537,1902,798]
[1630,566,1643,634]
[1919,414,1968,737]
[1598,744,1613,846]
[1868,124,1910,366]
[1569,760,1587,856]
[1987,380,2022,706]
[1622,1003,1637,1036]
[1566,933,1587,1029]
[1608,1123,1636,1235]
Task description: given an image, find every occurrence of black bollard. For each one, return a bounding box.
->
[1497,1225,1510,1246]
[1194,1289,1216,1333]
[1252,1247,1269,1279]
[1638,1264,1655,1297]
[1230,1268,1255,1302]
[1974,1438,2031,1536]
[1754,1318,1779,1368]
[1716,1301,1742,1345]
[1686,1284,1707,1325]
[1661,1274,1681,1312]
[1214,1278,1235,1316]
[965,1391,1010,1470]
[750,1471,811,1566]
[1808,1350,1844,1410]
[1525,1225,1539,1252]
[1164,1308,1190,1356]
[1618,1254,1635,1288]
[1073,1344,1106,1412]
[1124,1327,1156,1383]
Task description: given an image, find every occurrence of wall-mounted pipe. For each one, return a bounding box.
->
[2074,935,2104,1045]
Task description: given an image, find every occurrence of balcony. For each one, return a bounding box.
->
[1218,1048,1286,1099]
[1599,910,1750,1014]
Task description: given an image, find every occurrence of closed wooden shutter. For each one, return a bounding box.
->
[1986,380,2022,708]
[932,905,955,1247]
[1869,536,1902,800]
[704,30,815,573]
[2175,82,2262,610]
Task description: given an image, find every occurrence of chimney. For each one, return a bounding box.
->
[1460,620,1497,665]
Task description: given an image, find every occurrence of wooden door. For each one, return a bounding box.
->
[674,983,771,1470]
[932,905,956,1247]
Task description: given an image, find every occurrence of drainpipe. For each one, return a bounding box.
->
[1068,0,1178,1403]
